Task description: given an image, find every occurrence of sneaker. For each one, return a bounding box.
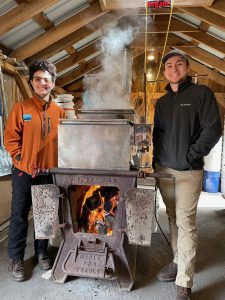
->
[157,261,177,282]
[37,253,51,270]
[8,259,25,282]
[176,285,192,300]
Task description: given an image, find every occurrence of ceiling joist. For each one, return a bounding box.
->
[0,0,58,37]
[99,0,215,10]
[175,46,225,73]
[206,0,225,18]
[179,7,225,31]
[182,31,225,54]
[55,42,100,73]
[56,56,102,87]
[10,2,107,61]
[25,11,125,64]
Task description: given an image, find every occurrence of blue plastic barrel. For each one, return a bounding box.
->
[203,170,220,193]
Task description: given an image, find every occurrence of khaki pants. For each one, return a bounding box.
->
[155,164,203,288]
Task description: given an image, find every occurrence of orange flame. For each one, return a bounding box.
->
[79,186,119,235]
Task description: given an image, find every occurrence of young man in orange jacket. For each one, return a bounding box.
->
[4,60,66,281]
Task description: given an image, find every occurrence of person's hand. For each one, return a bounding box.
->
[31,166,50,178]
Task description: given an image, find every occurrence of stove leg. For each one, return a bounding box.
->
[115,243,137,291]
[51,228,75,283]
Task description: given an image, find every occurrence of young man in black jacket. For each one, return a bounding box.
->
[153,49,222,300]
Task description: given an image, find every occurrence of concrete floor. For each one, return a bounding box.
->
[0,207,225,300]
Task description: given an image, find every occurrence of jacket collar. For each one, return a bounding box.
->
[32,93,53,110]
[165,76,192,94]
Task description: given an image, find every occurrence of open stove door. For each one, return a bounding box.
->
[31,184,60,239]
[125,188,155,246]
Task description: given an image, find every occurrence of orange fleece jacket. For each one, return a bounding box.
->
[4,95,66,175]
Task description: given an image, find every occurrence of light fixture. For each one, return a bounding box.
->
[147,54,155,61]
[146,72,152,81]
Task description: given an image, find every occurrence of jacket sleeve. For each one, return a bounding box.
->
[4,102,23,163]
[186,87,222,164]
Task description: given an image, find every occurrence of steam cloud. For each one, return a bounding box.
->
[83,26,135,109]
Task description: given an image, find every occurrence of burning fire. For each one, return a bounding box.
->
[79,185,119,235]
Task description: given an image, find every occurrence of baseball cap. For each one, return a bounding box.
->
[162,49,189,64]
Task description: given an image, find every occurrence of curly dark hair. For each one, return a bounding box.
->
[28,60,57,83]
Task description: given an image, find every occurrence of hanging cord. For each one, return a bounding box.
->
[145,0,174,108]
[143,1,149,122]
[153,0,174,93]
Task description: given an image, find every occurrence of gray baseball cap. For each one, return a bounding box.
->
[162,49,189,64]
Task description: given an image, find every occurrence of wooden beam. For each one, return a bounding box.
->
[179,7,225,31]
[53,85,67,95]
[0,61,32,98]
[33,13,55,31]
[176,46,225,73]
[126,7,181,15]
[14,73,32,99]
[99,0,214,9]
[66,79,84,92]
[125,15,199,33]
[189,58,225,87]
[15,0,55,31]
[131,33,195,49]
[25,11,124,64]
[10,2,107,61]
[183,32,225,54]
[206,0,225,18]
[0,0,58,36]
[55,42,99,73]
[56,56,102,87]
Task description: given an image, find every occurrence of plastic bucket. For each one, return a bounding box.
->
[204,137,222,172]
[221,173,225,193]
[203,170,220,193]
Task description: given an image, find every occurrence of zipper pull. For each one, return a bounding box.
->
[48,117,51,134]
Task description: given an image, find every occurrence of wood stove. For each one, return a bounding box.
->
[50,168,139,291]
[31,109,155,291]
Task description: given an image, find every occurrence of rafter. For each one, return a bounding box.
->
[55,42,99,73]
[179,7,225,31]
[99,0,214,10]
[10,2,107,61]
[15,0,55,31]
[32,12,55,31]
[56,56,102,87]
[66,79,84,92]
[25,11,125,64]
[188,58,225,87]
[182,32,225,54]
[175,46,225,73]
[0,0,58,37]
[122,15,199,33]
[206,0,225,18]
[131,33,195,49]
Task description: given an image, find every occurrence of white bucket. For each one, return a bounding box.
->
[221,172,225,193]
[54,94,76,119]
[204,137,222,172]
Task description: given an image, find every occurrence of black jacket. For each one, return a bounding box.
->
[153,76,222,171]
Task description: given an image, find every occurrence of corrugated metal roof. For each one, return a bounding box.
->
[0,1,224,88]
[0,0,90,49]
[44,0,89,25]
[0,0,17,16]
[0,19,45,49]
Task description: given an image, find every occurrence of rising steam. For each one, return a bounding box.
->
[83,26,135,109]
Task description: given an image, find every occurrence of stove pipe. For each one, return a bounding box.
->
[121,47,133,93]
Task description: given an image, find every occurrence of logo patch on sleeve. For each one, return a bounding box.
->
[23,114,32,121]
